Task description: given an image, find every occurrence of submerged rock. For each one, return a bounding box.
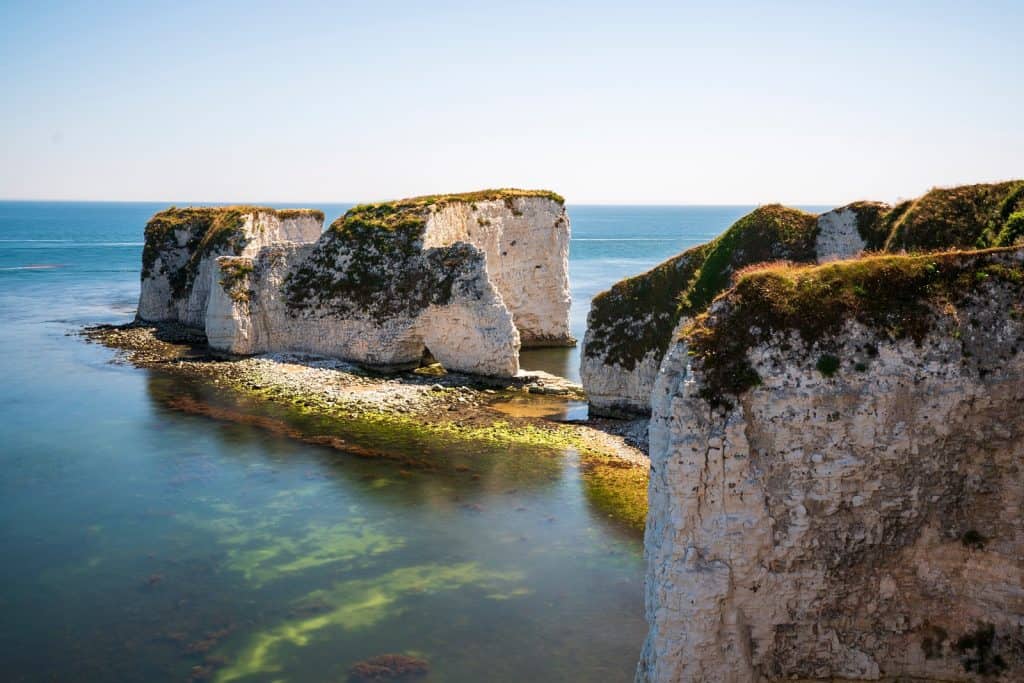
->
[638,247,1024,682]
[347,654,428,681]
[137,190,573,377]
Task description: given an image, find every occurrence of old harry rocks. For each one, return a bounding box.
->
[136,190,573,377]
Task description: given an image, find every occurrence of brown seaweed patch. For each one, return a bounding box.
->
[347,653,429,681]
[163,395,437,470]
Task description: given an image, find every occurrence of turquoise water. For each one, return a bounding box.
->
[0,201,780,682]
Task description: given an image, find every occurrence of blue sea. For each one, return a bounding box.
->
[0,201,794,682]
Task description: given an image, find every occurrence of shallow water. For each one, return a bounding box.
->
[0,201,817,682]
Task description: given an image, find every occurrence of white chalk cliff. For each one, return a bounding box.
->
[137,191,573,377]
[138,207,324,327]
[638,247,1024,682]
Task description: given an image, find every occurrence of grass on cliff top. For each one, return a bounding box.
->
[679,204,819,317]
[142,206,325,286]
[583,205,819,371]
[684,247,1024,407]
[330,189,565,234]
[884,180,1024,252]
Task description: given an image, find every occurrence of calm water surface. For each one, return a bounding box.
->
[0,201,785,682]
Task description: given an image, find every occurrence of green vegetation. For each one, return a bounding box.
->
[846,200,894,250]
[584,205,819,370]
[585,180,1024,392]
[284,189,563,320]
[684,248,1024,407]
[217,257,254,304]
[885,181,1024,251]
[344,188,563,224]
[584,244,711,370]
[681,205,819,315]
[336,188,562,235]
[141,206,324,298]
[284,221,468,321]
[816,354,841,377]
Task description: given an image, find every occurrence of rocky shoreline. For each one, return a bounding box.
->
[82,321,650,527]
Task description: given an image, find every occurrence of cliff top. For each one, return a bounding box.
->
[883,180,1024,252]
[142,205,324,292]
[684,246,1024,407]
[329,189,565,234]
[583,204,819,370]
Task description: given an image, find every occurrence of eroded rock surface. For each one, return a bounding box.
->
[139,191,572,377]
[638,248,1024,682]
[138,207,324,326]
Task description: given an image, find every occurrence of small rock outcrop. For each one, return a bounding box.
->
[639,247,1024,681]
[137,190,572,377]
[582,181,1024,416]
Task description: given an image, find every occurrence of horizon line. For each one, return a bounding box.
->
[0,197,845,207]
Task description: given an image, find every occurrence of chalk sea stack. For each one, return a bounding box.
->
[137,190,573,377]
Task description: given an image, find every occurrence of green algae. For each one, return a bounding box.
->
[238,379,596,457]
[579,454,649,530]
[215,562,525,682]
[182,499,405,588]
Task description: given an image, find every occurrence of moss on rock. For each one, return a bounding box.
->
[142,206,324,298]
[284,189,562,322]
[680,204,819,317]
[584,243,711,370]
[684,247,1024,407]
[584,180,1024,394]
[218,257,255,304]
[584,205,819,371]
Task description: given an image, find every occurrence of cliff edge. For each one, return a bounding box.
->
[583,181,1024,416]
[639,248,1024,681]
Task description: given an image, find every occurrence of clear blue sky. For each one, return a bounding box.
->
[1,1,1020,204]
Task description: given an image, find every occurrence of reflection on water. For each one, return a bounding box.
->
[489,395,589,421]
[518,347,580,383]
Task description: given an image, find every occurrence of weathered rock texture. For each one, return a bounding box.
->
[138,207,324,326]
[582,181,1024,417]
[138,191,572,377]
[639,248,1024,682]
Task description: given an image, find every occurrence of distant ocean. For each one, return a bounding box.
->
[0,201,827,378]
[0,201,826,682]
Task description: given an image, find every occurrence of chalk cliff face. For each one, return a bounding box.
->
[138,207,324,327]
[582,181,1024,416]
[638,248,1024,682]
[139,191,571,378]
[422,197,573,347]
